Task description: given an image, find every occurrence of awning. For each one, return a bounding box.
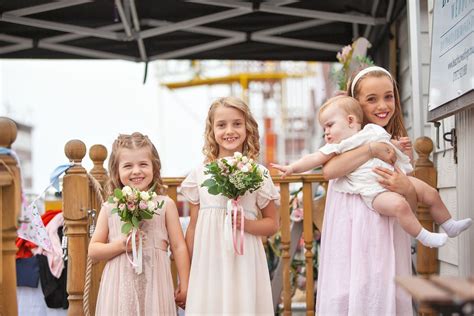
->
[0,0,405,62]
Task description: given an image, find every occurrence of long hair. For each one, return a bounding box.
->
[106,132,166,195]
[347,68,407,138]
[202,96,260,162]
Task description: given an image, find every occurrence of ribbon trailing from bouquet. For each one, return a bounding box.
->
[225,198,244,255]
[126,228,143,274]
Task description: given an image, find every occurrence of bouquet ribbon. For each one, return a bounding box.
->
[225,198,244,255]
[126,228,143,274]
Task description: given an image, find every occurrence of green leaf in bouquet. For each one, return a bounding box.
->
[114,188,123,199]
[131,216,140,228]
[111,208,118,214]
[208,185,220,195]
[121,222,133,234]
[141,210,153,219]
[201,178,216,188]
[108,196,116,203]
[157,200,164,208]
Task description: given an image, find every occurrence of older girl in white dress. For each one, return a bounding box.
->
[182,96,279,316]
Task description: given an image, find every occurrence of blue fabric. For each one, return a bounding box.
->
[0,147,12,155]
[16,257,40,288]
[49,163,73,191]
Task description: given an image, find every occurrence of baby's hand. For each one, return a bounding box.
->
[270,163,293,178]
[398,137,412,152]
[393,137,413,160]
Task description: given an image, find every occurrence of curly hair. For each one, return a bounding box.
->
[106,132,166,195]
[202,96,260,162]
[347,68,407,139]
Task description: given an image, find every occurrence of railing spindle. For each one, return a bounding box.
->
[303,181,315,316]
[280,182,292,316]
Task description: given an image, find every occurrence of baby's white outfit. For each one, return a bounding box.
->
[319,124,413,210]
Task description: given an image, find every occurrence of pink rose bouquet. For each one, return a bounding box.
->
[201,152,267,255]
[108,184,163,273]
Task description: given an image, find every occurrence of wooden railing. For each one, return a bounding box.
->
[413,137,439,316]
[0,117,21,316]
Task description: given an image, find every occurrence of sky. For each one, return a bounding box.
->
[0,59,230,193]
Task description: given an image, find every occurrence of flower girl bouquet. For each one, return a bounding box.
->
[201,152,267,255]
[108,185,164,274]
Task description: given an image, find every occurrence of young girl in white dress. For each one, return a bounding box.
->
[181,96,280,315]
[272,95,471,248]
[88,132,190,315]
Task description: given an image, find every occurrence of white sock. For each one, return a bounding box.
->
[441,218,473,238]
[415,228,448,248]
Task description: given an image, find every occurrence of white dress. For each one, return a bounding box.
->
[319,123,413,210]
[181,163,279,316]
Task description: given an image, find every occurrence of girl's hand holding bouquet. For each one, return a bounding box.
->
[108,184,164,274]
[201,152,267,255]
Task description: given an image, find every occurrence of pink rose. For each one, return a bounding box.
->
[127,201,136,211]
[139,200,148,210]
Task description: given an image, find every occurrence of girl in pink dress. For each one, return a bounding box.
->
[181,96,280,315]
[316,66,416,316]
[89,132,190,315]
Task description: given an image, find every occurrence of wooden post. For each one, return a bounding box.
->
[413,137,438,316]
[63,140,89,316]
[302,181,315,316]
[0,117,20,316]
[88,144,108,315]
[279,182,291,316]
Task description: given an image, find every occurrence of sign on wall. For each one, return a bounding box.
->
[428,0,473,121]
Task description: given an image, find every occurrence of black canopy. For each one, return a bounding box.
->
[0,0,404,62]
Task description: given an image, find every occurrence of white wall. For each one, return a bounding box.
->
[399,0,461,274]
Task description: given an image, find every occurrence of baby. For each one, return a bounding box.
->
[272,95,472,248]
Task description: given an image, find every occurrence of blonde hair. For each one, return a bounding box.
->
[347,67,407,138]
[107,132,166,195]
[318,95,364,124]
[203,96,260,162]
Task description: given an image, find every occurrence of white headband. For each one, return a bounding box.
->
[350,66,393,96]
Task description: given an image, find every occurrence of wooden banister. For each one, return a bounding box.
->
[63,139,88,316]
[414,137,438,316]
[0,117,21,316]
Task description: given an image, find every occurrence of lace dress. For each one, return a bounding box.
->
[95,196,176,316]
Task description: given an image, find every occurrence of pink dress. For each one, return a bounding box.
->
[181,163,279,316]
[95,196,176,316]
[316,183,412,316]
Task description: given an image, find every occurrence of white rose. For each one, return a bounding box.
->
[233,152,242,159]
[241,166,249,172]
[140,191,150,201]
[241,156,248,163]
[249,158,254,164]
[245,163,252,170]
[147,200,156,210]
[227,158,236,167]
[122,186,133,196]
